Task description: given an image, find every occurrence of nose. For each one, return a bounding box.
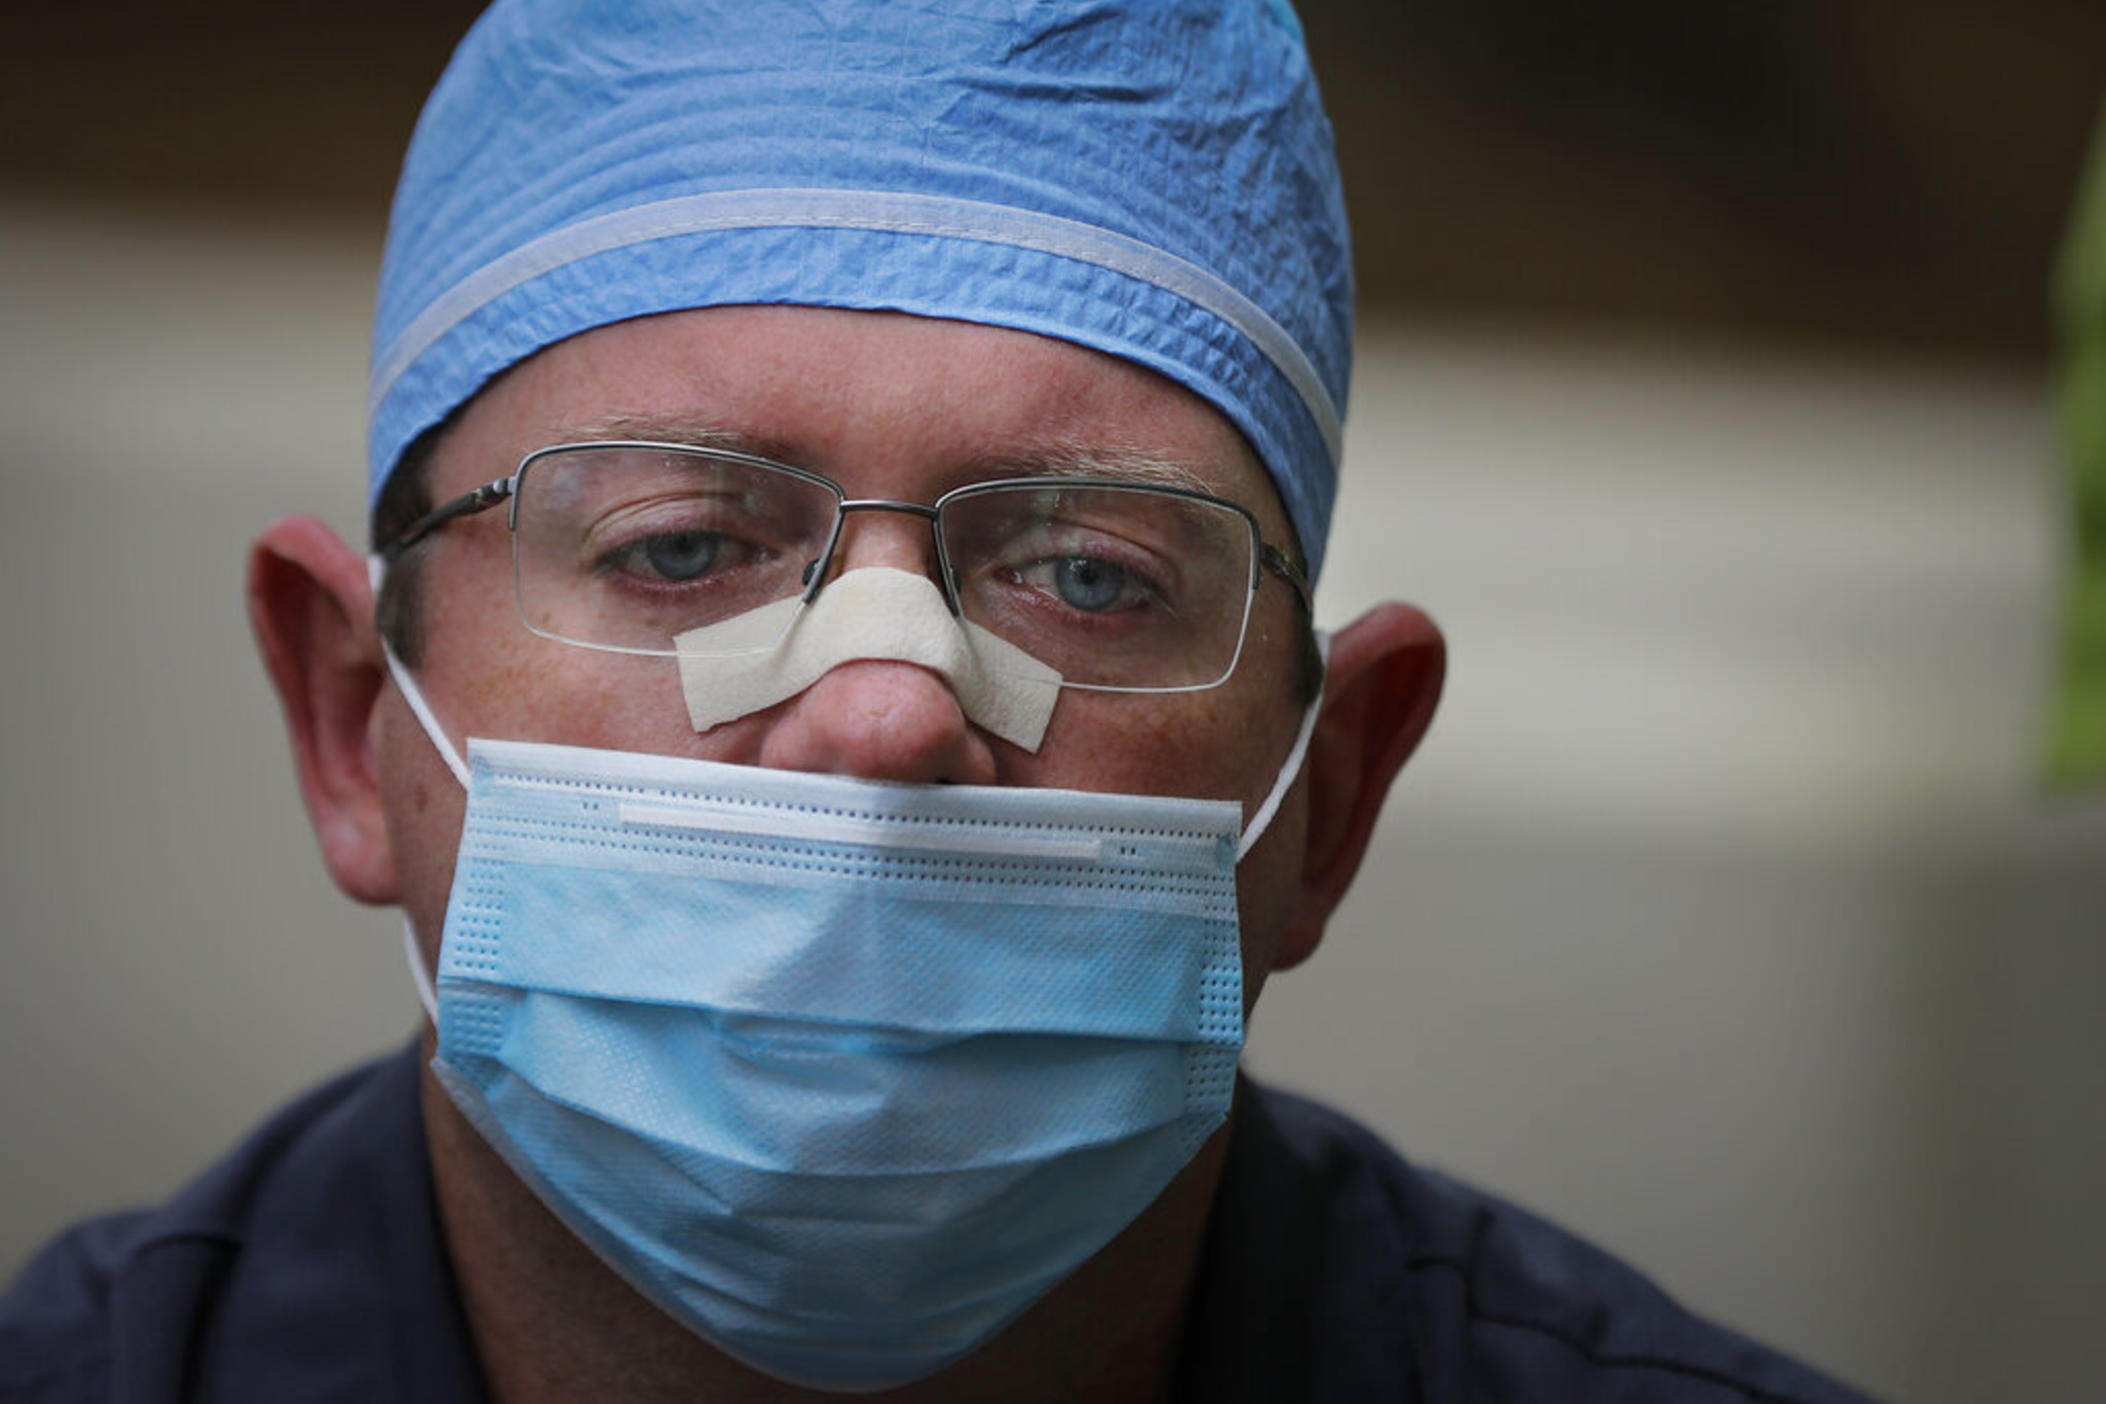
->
[758,658,1000,783]
[757,504,1000,785]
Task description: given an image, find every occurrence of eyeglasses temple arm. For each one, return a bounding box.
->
[381,476,517,559]
[1258,541,1313,615]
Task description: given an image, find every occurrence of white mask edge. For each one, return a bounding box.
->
[1235,629,1330,861]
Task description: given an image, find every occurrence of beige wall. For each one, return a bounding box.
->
[2,202,2099,1404]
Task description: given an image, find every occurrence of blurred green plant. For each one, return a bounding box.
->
[2050,103,2106,787]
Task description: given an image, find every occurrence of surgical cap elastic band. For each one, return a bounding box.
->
[370,188,1341,471]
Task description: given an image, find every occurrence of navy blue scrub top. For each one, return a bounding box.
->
[2,1044,1876,1402]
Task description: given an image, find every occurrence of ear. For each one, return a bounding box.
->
[1275,603,1445,970]
[247,516,400,904]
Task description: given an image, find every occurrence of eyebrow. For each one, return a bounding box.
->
[550,416,1220,495]
[556,414,795,462]
[977,446,1217,494]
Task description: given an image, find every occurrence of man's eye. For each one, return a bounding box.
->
[1052,555,1128,611]
[1012,554,1147,613]
[610,530,723,581]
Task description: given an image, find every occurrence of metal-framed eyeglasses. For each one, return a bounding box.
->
[381,440,1312,693]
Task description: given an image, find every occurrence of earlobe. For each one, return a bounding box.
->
[1275,603,1445,970]
[247,516,401,905]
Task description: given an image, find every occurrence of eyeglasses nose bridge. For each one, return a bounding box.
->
[802,498,961,614]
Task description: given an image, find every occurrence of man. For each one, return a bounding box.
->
[2,2,1874,1399]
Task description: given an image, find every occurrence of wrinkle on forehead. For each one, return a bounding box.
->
[547,411,1223,496]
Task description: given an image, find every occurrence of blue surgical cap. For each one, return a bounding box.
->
[370,0,1353,577]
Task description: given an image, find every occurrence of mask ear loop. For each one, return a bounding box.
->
[1235,630,1329,861]
[404,917,440,1024]
[368,555,472,790]
[370,555,463,1029]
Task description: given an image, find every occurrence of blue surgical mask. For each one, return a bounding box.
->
[386,640,1323,1392]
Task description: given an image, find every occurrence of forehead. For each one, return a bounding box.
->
[427,305,1289,533]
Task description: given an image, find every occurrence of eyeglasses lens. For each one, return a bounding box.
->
[512,446,839,653]
[938,484,1255,690]
[510,448,1257,689]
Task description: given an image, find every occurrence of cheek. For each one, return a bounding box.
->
[417,541,716,756]
[1026,686,1269,801]
[466,639,698,752]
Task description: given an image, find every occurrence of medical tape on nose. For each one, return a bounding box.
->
[674,568,1062,752]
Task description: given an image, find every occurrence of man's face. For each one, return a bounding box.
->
[377,304,1316,1002]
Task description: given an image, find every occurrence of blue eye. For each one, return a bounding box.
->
[637,531,720,581]
[1052,556,1128,612]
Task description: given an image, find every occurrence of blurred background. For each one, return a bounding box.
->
[2,3,2101,1400]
